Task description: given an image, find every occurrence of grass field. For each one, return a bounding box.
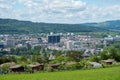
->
[0,66,120,80]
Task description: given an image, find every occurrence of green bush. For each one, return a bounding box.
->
[46,67,54,72]
[0,65,10,74]
[66,63,82,70]
[58,64,66,70]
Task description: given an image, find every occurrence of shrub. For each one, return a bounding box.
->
[0,65,10,74]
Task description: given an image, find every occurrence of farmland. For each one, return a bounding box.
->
[0,66,120,80]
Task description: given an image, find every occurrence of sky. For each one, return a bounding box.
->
[0,0,120,23]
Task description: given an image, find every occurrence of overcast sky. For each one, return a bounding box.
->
[0,0,120,23]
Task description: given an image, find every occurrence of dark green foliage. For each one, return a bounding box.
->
[0,18,108,34]
[31,55,47,63]
[83,20,120,31]
[116,50,120,61]
[10,47,31,55]
[34,46,41,52]
[90,55,100,62]
[100,50,110,60]
[66,50,83,62]
[50,56,73,64]
[100,45,120,62]
[65,63,82,70]
[0,65,10,74]
[0,56,16,64]
[0,51,9,57]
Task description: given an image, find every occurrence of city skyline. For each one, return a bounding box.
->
[0,0,120,23]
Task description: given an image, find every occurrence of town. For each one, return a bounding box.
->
[1,32,120,52]
[0,32,120,73]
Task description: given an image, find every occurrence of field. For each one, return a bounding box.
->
[0,66,120,80]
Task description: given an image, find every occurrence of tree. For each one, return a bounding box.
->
[79,59,90,69]
[0,51,9,57]
[108,46,117,59]
[0,57,12,64]
[50,56,73,64]
[34,46,41,51]
[90,55,100,62]
[100,49,110,60]
[100,46,120,61]
[0,65,10,74]
[31,54,47,63]
[55,51,62,57]
[66,50,83,62]
[116,49,120,61]
[10,48,16,55]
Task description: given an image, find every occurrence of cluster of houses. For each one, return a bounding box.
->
[0,59,116,73]
[0,62,44,73]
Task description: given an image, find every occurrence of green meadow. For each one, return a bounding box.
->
[0,66,120,80]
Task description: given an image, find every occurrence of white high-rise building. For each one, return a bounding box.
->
[66,40,73,49]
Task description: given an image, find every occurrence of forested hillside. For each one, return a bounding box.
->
[1,18,120,34]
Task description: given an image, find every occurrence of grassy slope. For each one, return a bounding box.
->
[0,67,120,80]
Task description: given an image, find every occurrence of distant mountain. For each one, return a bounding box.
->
[0,18,120,34]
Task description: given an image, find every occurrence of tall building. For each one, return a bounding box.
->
[48,35,60,44]
[66,40,73,49]
[0,44,4,49]
[6,39,15,47]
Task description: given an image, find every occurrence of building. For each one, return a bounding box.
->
[28,64,44,71]
[38,38,43,43]
[104,35,113,41]
[113,35,120,41]
[101,59,116,65]
[66,40,73,49]
[10,65,25,72]
[6,38,15,47]
[48,35,60,44]
[0,44,4,49]
[50,63,60,69]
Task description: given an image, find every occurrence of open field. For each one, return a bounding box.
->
[0,66,120,80]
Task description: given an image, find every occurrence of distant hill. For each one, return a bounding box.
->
[0,18,120,34]
[95,20,120,31]
[82,20,120,31]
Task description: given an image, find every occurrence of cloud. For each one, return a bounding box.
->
[49,0,86,13]
[89,5,120,22]
[0,0,120,23]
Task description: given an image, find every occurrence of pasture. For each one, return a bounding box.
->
[0,66,120,80]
